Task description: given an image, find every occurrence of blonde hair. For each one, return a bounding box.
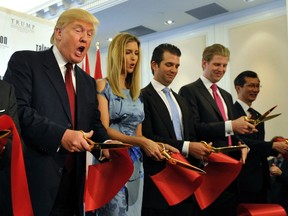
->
[106,32,141,101]
[50,8,99,44]
[202,43,230,62]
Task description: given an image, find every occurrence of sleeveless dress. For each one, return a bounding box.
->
[96,80,144,216]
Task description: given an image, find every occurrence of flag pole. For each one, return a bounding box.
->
[96,42,99,51]
[94,42,103,80]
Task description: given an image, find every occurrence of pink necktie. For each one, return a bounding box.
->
[211,83,232,146]
[65,63,75,128]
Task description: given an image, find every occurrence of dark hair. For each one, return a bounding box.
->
[150,43,181,74]
[234,70,259,87]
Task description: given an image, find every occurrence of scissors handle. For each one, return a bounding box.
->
[160,145,206,173]
[80,130,132,151]
[201,140,248,153]
[0,130,11,139]
[244,116,258,126]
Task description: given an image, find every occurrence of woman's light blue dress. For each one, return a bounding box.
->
[97,80,144,216]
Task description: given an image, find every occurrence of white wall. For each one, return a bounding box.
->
[90,0,287,140]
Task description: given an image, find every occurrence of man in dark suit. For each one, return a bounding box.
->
[4,9,110,216]
[268,153,288,213]
[233,70,288,204]
[0,80,20,216]
[178,44,257,216]
[141,43,211,216]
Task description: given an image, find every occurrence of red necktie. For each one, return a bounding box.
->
[211,83,232,146]
[65,63,75,128]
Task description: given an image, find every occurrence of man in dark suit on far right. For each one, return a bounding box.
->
[233,70,288,204]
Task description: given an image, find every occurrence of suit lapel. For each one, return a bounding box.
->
[146,84,177,139]
[219,88,233,119]
[196,79,223,119]
[172,90,190,138]
[74,66,90,127]
[42,49,72,123]
[234,101,246,116]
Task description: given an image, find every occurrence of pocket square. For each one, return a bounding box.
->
[0,109,5,113]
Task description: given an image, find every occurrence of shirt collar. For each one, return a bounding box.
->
[151,79,170,93]
[237,99,251,113]
[200,75,214,90]
[52,46,74,72]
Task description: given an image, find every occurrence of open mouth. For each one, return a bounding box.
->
[76,46,85,56]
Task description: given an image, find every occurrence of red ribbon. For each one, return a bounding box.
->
[150,152,203,206]
[271,137,288,160]
[194,152,242,210]
[0,115,33,216]
[237,203,287,216]
[84,149,133,212]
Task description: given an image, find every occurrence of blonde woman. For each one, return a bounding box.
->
[96,33,177,216]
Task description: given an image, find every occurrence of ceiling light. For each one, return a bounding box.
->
[164,20,175,25]
[243,0,255,2]
[24,0,128,20]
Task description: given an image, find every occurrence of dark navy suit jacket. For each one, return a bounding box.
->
[141,82,197,210]
[179,78,237,147]
[4,48,109,216]
[234,101,274,196]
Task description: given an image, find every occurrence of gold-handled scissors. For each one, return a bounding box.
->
[244,105,281,126]
[160,144,206,174]
[0,129,11,139]
[80,130,133,151]
[201,141,248,153]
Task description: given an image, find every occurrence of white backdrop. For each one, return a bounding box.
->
[0,6,54,78]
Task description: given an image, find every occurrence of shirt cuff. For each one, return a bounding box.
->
[181,141,190,158]
[225,120,234,136]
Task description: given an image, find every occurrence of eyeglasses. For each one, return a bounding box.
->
[244,83,262,89]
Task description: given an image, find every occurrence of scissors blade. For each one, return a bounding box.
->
[0,130,11,139]
[93,143,133,150]
[168,157,206,174]
[211,145,247,153]
[161,150,206,174]
[256,113,281,125]
[257,105,277,122]
[85,137,132,150]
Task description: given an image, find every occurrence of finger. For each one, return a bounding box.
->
[167,146,179,153]
[152,155,161,161]
[70,145,80,152]
[80,130,93,140]
[83,144,91,151]
[155,151,164,161]
[207,150,213,156]
[80,130,87,139]
[103,149,110,157]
